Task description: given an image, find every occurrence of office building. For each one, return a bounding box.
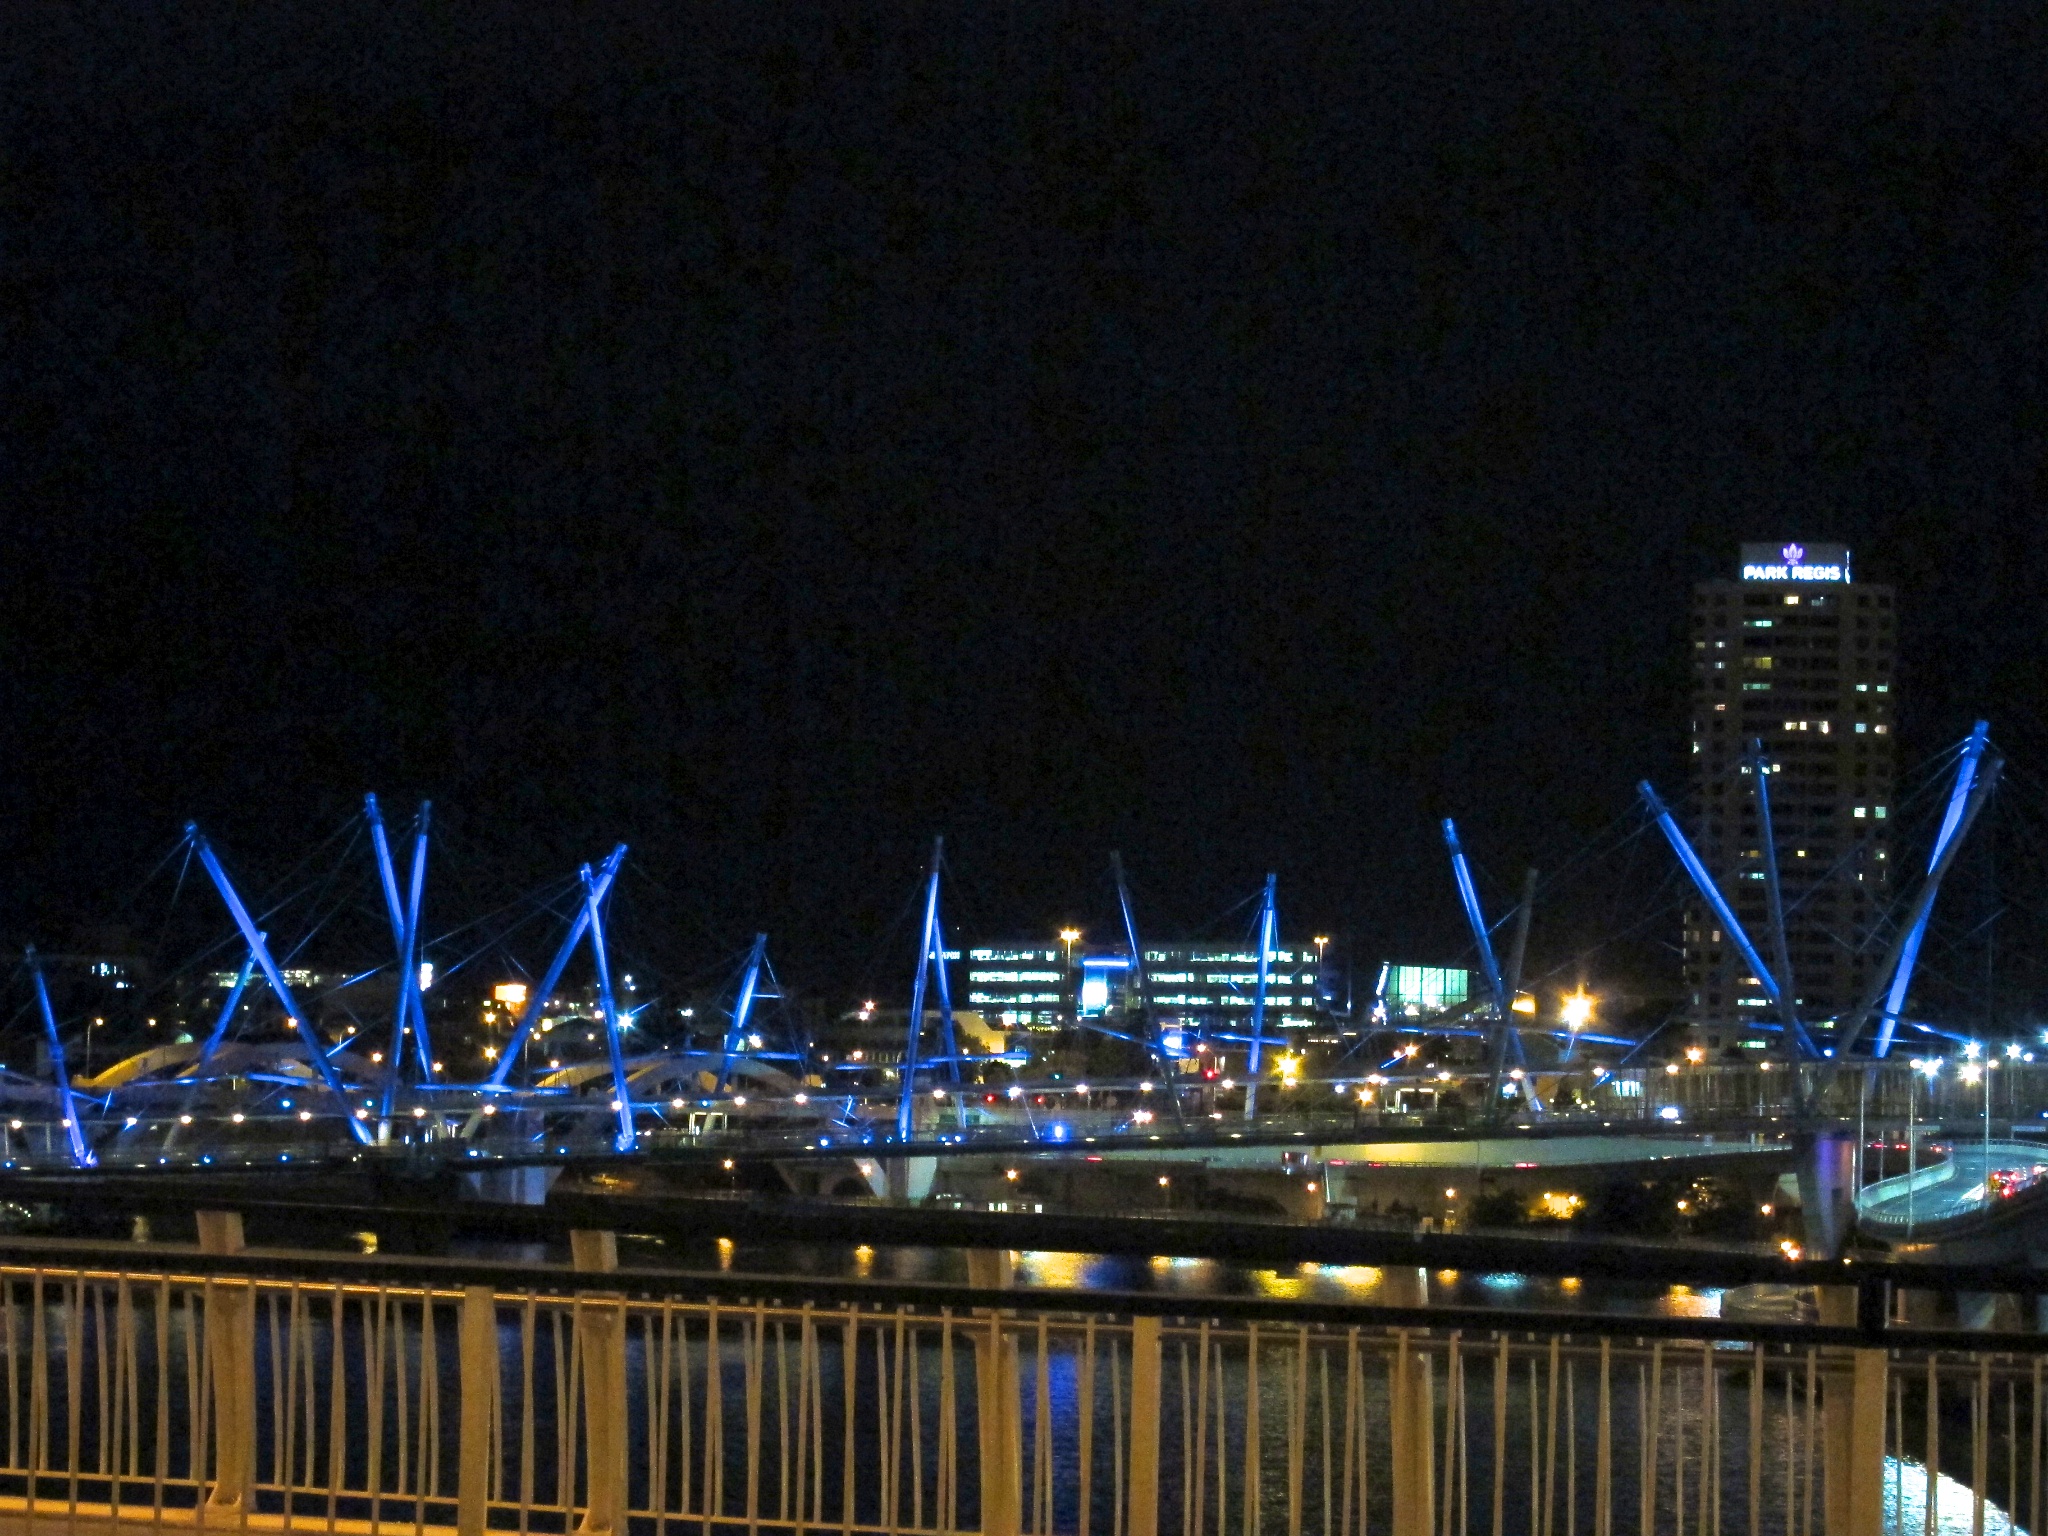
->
[963,941,1327,1033]
[1686,541,1895,1046]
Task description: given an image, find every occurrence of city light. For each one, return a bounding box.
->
[1560,991,1595,1030]
[493,982,529,1007]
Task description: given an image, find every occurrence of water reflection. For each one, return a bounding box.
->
[1887,1457,2024,1535]
[613,1231,1736,1320]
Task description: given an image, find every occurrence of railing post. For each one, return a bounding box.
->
[197,1211,257,1517]
[1127,1315,1162,1536]
[967,1249,1021,1536]
[1818,1287,1886,1536]
[457,1285,497,1536]
[1388,1332,1434,1536]
[572,1230,627,1536]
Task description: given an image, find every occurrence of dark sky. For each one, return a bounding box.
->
[6,5,2047,1004]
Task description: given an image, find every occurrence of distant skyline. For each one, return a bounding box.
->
[8,7,2047,1018]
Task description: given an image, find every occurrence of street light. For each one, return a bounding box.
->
[1560,991,1595,1031]
[1059,928,1082,968]
[1908,1056,1942,1235]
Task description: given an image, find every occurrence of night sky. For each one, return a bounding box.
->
[7,6,2047,1010]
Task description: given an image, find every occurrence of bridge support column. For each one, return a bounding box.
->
[967,1250,1022,1536]
[571,1231,627,1536]
[1388,1332,1435,1536]
[198,1211,257,1516]
[1799,1132,1858,1259]
[1380,1267,1429,1308]
[457,1285,498,1536]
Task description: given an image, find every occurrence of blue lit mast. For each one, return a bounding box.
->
[1636,783,1820,1061]
[484,844,628,1091]
[26,949,96,1169]
[1111,852,1186,1127]
[367,795,434,1123]
[1242,874,1277,1119]
[1443,820,1541,1112]
[580,861,637,1154]
[715,933,769,1095]
[896,838,966,1142]
[186,824,374,1142]
[1845,722,1998,1056]
[196,950,257,1067]
[1743,741,1803,1058]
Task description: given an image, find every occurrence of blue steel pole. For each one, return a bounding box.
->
[26,949,96,1169]
[400,804,433,1080]
[896,844,942,1142]
[1244,874,1276,1120]
[366,795,409,1117]
[487,844,627,1089]
[923,867,971,1131]
[580,864,637,1154]
[1635,783,1818,1060]
[1113,852,1186,1127]
[1443,818,1512,1100]
[1872,724,1991,1057]
[369,798,436,1113]
[716,934,769,1095]
[197,950,258,1067]
[1744,744,1804,1058]
[186,825,374,1142]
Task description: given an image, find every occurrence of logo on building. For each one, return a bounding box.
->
[1739,541,1849,584]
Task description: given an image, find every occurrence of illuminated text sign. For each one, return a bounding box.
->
[1739,541,1850,584]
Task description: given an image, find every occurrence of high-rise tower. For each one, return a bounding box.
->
[1685,543,1895,1049]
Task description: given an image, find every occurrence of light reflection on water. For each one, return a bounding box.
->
[621,1231,1734,1319]
[1887,1456,2025,1536]
[1005,1251,1727,1318]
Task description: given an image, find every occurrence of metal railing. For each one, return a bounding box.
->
[0,1226,2042,1536]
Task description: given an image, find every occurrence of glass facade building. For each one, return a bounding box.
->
[964,943,1326,1031]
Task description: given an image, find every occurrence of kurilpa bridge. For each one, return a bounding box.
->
[4,724,2035,1253]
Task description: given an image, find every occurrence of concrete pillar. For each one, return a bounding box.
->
[459,1164,561,1204]
[571,1231,626,1536]
[457,1285,497,1536]
[880,1156,937,1201]
[1379,1266,1430,1308]
[1798,1133,1858,1259]
[1388,1334,1435,1536]
[1127,1316,1162,1536]
[197,1212,256,1515]
[967,1250,1021,1536]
